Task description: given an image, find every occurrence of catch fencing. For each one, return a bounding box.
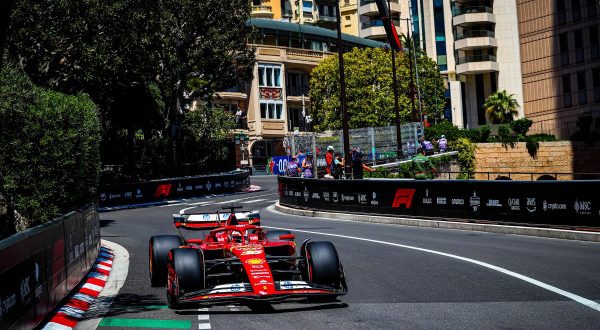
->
[284,123,424,168]
[278,177,599,228]
[0,205,99,329]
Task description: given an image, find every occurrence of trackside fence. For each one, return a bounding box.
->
[278,177,600,228]
[0,205,100,329]
[99,170,251,207]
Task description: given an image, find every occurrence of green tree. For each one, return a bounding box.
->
[6,0,255,175]
[309,47,445,131]
[0,64,100,234]
[483,90,520,124]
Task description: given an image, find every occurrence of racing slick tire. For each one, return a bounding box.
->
[149,235,184,287]
[167,248,205,309]
[263,230,293,242]
[303,241,341,287]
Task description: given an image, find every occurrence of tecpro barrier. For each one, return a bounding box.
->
[278,178,600,227]
[0,205,100,329]
[99,170,251,207]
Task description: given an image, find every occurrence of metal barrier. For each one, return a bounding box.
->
[0,205,100,329]
[278,177,599,227]
[99,170,251,207]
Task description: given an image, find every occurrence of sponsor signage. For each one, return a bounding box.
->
[278,177,599,227]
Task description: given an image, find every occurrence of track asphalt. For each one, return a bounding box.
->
[94,176,600,329]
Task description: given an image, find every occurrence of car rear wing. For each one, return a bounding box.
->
[173,211,261,230]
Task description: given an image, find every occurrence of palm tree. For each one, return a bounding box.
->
[483,90,520,124]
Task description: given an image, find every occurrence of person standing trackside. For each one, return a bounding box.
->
[437,135,448,153]
[351,148,374,179]
[287,156,300,177]
[302,152,314,178]
[325,146,334,177]
[332,152,345,179]
[420,136,435,156]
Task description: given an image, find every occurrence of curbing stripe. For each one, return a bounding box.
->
[273,203,600,242]
[42,245,114,330]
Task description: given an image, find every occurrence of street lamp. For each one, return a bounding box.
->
[400,16,424,128]
[335,0,351,178]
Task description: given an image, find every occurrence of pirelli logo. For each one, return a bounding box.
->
[392,188,415,208]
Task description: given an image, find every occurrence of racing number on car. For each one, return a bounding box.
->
[392,188,415,208]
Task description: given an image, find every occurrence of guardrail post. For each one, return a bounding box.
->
[370,127,376,166]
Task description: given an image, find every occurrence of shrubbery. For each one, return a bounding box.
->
[425,120,491,143]
[0,64,100,233]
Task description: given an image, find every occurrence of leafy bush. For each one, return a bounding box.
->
[0,64,100,231]
[449,138,476,179]
[510,118,533,136]
[478,125,491,142]
[497,125,511,140]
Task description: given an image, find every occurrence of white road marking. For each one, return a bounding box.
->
[264,225,600,313]
[240,199,267,204]
[198,308,211,329]
[190,201,211,206]
[179,193,278,213]
[158,202,185,208]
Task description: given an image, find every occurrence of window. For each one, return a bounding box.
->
[577,71,587,105]
[345,15,351,26]
[588,0,598,17]
[557,0,567,25]
[590,25,599,59]
[260,101,284,120]
[258,63,281,88]
[574,30,584,63]
[562,74,572,107]
[559,33,570,66]
[592,68,600,102]
[572,0,581,21]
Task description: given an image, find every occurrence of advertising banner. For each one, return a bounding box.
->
[99,171,251,207]
[278,178,599,227]
[0,206,99,329]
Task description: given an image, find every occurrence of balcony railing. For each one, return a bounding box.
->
[452,6,493,16]
[252,5,272,13]
[361,19,400,29]
[456,54,496,64]
[455,30,495,40]
[286,85,309,97]
[317,14,337,22]
[360,0,397,5]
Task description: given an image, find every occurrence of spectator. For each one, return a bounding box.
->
[438,135,448,153]
[411,152,437,180]
[351,148,374,179]
[301,152,314,178]
[332,152,345,179]
[287,156,300,177]
[420,136,435,156]
[325,146,334,177]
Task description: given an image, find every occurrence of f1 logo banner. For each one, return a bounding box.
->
[154,183,172,198]
[392,189,415,208]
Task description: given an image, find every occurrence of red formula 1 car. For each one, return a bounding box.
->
[148,206,347,308]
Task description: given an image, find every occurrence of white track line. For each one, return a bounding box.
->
[198,308,211,329]
[240,199,267,204]
[263,225,600,313]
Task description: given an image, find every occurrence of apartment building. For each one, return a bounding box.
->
[517,0,600,138]
[215,18,383,168]
[280,0,361,36]
[358,0,412,41]
[401,0,523,129]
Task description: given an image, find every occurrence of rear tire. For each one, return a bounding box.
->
[167,248,205,309]
[149,235,183,286]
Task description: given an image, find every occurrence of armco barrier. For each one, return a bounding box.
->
[0,205,100,329]
[278,178,600,227]
[99,170,251,207]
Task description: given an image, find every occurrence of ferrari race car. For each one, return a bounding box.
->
[148,206,347,308]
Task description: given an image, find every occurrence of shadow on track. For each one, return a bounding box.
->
[100,219,115,228]
[80,293,165,319]
[175,301,349,315]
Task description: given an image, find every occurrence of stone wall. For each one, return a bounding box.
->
[474,141,600,180]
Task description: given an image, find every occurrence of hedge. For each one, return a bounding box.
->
[0,64,100,232]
